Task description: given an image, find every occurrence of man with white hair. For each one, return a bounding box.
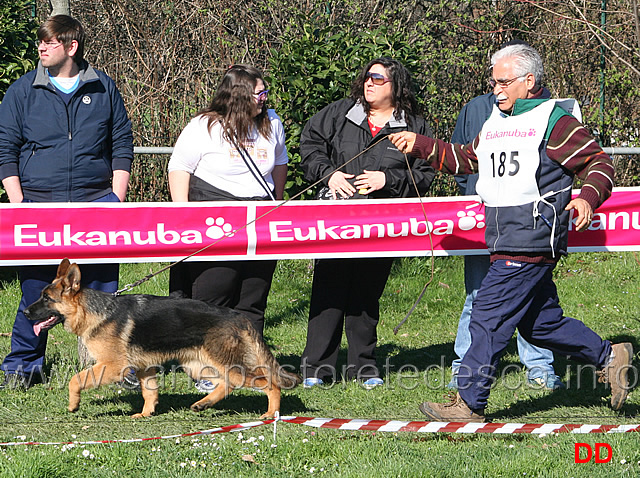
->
[389,43,630,422]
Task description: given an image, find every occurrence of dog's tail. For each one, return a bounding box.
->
[275,364,302,390]
[258,342,301,390]
[250,329,302,390]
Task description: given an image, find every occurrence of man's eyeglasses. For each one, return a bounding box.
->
[365,72,391,86]
[38,40,63,50]
[253,89,269,101]
[489,75,525,89]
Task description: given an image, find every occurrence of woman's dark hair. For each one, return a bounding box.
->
[198,64,271,145]
[38,15,85,64]
[350,57,420,121]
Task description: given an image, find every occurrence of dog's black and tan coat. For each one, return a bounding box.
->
[25,259,301,418]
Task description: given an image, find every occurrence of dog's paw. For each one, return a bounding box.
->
[190,403,206,413]
[130,412,152,419]
[68,404,79,413]
[259,410,278,419]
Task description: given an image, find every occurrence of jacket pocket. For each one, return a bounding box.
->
[19,147,37,176]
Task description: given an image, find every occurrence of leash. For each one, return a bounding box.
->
[392,151,435,334]
[115,134,393,295]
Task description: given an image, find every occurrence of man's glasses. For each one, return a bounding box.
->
[253,89,269,101]
[365,72,391,86]
[38,40,63,50]
[489,75,525,89]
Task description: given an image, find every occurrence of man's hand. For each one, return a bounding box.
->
[388,131,417,154]
[566,197,593,232]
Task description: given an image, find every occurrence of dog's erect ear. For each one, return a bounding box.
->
[61,263,82,295]
[56,258,71,279]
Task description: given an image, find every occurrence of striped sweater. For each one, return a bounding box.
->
[410,99,615,262]
[412,106,614,210]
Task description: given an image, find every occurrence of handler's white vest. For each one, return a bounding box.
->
[474,99,580,256]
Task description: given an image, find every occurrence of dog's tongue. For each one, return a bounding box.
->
[33,317,57,336]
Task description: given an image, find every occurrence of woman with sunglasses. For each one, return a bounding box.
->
[299,57,436,389]
[168,65,288,349]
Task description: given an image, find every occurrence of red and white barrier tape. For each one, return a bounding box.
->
[0,419,270,447]
[2,416,639,446]
[280,416,640,435]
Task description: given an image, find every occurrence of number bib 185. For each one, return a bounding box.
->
[475,100,557,207]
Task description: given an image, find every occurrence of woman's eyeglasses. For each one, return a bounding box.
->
[253,89,269,101]
[365,72,391,86]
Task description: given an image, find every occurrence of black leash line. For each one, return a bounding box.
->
[392,151,436,334]
[228,134,277,201]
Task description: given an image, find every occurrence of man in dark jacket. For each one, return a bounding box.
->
[0,15,133,388]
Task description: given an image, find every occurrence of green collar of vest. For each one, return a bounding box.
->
[511,98,572,140]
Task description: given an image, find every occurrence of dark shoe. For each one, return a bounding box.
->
[598,342,633,410]
[0,374,31,390]
[419,393,485,422]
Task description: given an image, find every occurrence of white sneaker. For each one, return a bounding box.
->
[195,379,218,393]
[363,377,384,390]
[303,377,324,389]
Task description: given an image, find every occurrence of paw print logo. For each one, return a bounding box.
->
[205,217,234,239]
[528,128,536,136]
[457,210,485,231]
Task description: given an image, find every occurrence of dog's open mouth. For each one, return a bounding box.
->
[33,316,62,336]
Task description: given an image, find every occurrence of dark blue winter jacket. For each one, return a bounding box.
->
[0,61,133,202]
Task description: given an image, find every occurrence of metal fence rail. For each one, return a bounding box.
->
[133,147,640,155]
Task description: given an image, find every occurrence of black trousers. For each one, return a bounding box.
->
[300,257,394,381]
[169,260,277,338]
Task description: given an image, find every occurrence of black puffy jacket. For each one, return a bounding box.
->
[300,98,435,199]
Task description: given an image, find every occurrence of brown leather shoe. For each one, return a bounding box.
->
[418,393,485,422]
[598,342,633,410]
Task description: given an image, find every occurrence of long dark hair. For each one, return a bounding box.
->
[198,64,272,145]
[350,57,420,121]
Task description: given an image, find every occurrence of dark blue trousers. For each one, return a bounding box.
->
[1,192,120,379]
[458,259,612,411]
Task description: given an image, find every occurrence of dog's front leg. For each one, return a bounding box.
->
[68,363,121,412]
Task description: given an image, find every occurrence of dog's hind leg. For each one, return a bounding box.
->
[190,379,232,412]
[250,377,282,419]
[68,362,124,413]
[131,370,159,418]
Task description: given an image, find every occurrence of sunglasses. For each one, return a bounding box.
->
[365,72,391,86]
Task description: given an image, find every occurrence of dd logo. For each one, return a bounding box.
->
[574,443,612,463]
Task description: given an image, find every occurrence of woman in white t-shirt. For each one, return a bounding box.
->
[168,65,288,344]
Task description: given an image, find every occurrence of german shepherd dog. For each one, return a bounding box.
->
[24,259,301,418]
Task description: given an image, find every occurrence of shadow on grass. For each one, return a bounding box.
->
[265,297,311,329]
[490,334,640,421]
[272,337,527,379]
[90,390,309,418]
[0,266,19,289]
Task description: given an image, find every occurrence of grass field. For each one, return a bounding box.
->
[0,253,638,477]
